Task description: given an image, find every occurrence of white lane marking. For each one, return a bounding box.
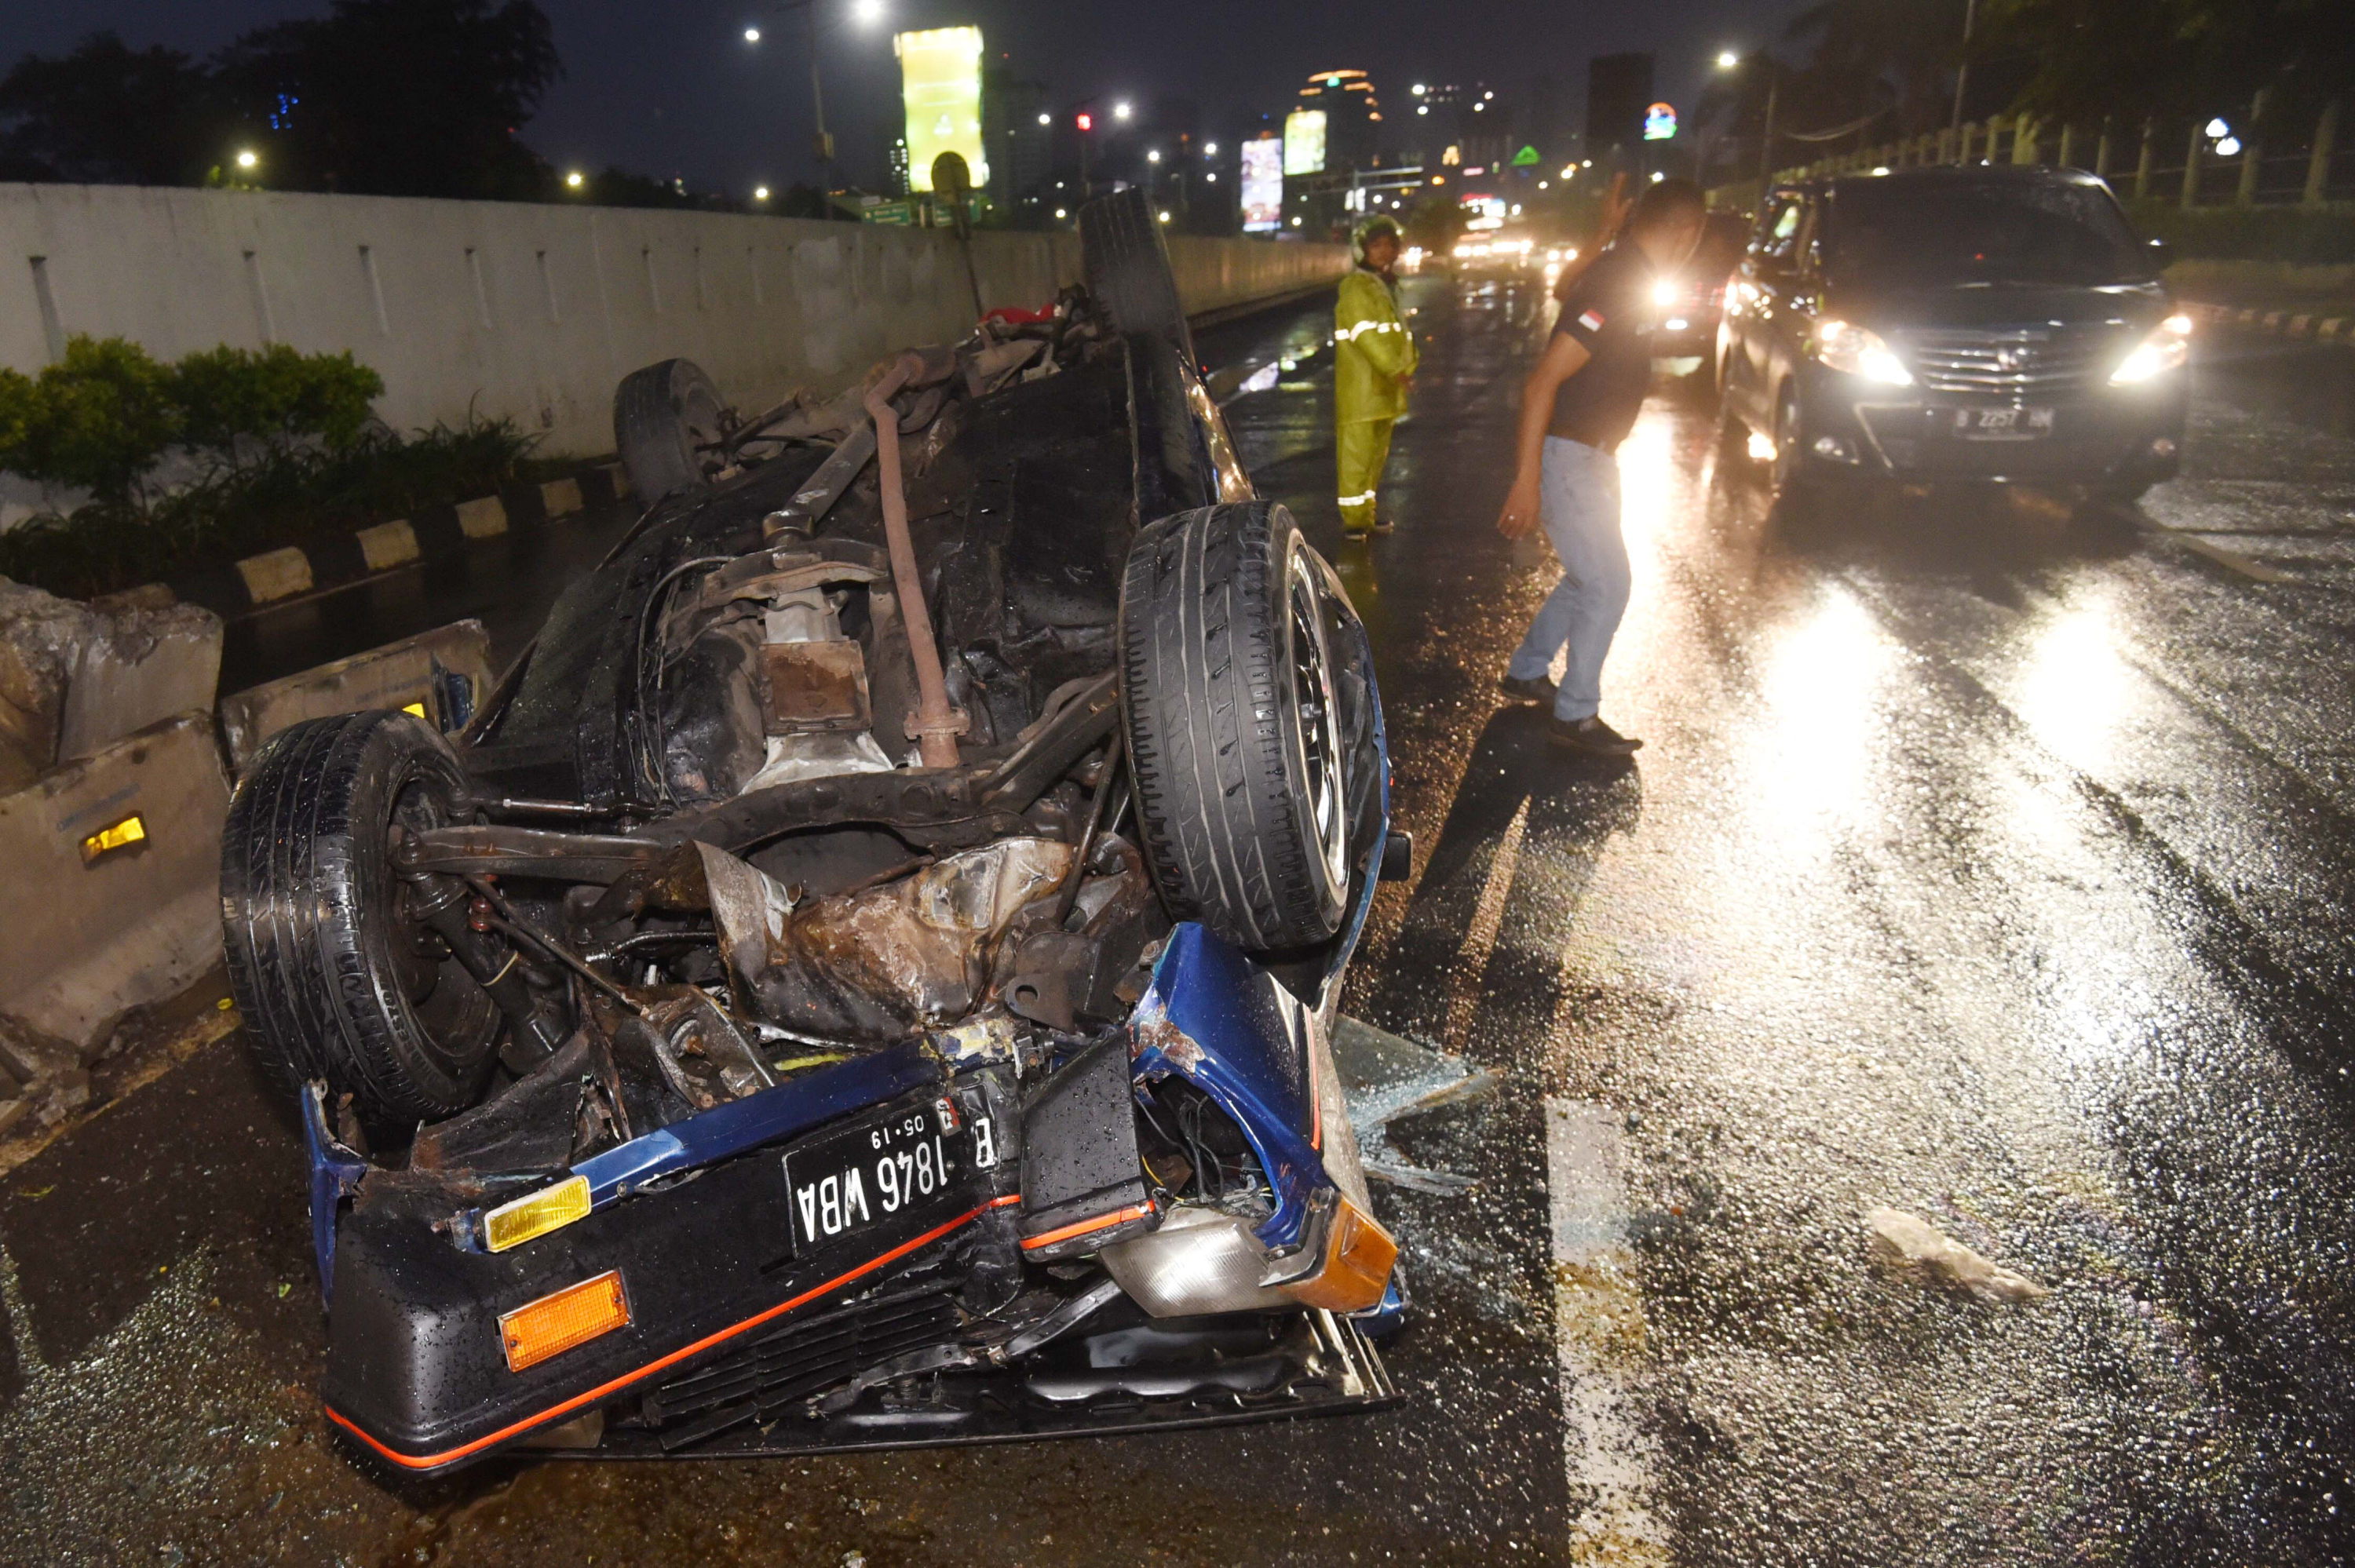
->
[1546,1098,1669,1564]
[2143,523,2295,584]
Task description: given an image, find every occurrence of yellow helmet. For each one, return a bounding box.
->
[1352,213,1403,264]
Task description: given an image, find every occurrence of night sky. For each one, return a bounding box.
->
[2,1,1806,194]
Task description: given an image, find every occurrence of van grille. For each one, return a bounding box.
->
[1904,327,2120,396]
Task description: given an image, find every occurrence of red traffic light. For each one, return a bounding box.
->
[1076,112,1093,131]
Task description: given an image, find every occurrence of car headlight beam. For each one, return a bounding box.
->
[1814,319,1913,385]
[2109,313,2193,385]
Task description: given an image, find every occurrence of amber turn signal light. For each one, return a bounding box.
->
[1286,1198,1400,1313]
[498,1271,629,1372]
[79,813,147,865]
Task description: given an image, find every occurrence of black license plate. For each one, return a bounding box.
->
[1952,405,2054,441]
[782,1097,1001,1253]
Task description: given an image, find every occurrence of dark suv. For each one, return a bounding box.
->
[1716,166,2189,509]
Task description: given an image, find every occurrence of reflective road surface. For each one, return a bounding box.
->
[6,272,2355,1566]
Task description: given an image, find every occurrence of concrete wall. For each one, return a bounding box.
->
[0,183,1348,476]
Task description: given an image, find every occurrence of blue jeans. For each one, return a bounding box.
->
[1506,436,1628,723]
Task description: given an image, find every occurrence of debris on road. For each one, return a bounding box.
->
[1333,1014,1498,1193]
[1867,1206,2050,1304]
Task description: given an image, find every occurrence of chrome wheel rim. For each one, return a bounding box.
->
[1286,547,1350,899]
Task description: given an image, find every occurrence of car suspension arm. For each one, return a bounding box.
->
[864,349,967,768]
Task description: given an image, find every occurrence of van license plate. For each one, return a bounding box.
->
[1954,406,2054,440]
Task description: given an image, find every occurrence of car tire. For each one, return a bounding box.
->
[1716,396,1751,469]
[1080,187,1196,362]
[1119,502,1352,953]
[614,358,727,506]
[1769,383,1818,515]
[221,710,503,1141]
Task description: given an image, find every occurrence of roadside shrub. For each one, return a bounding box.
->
[0,415,538,601]
[0,335,393,501]
[0,366,33,469]
[172,344,385,458]
[5,336,181,501]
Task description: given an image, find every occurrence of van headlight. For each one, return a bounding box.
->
[1814,319,1913,385]
[2109,314,2193,385]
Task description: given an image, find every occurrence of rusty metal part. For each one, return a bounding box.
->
[462,875,649,1019]
[864,351,966,768]
[396,827,663,884]
[981,674,1121,811]
[1002,970,1076,1034]
[699,837,1072,1041]
[398,773,1042,899]
[761,640,870,734]
[1053,744,1125,929]
[658,765,1028,854]
[400,874,571,1063]
[470,796,615,821]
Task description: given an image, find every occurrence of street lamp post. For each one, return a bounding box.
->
[1717,49,1780,189]
[747,0,884,188]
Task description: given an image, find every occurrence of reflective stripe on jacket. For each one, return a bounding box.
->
[1334,268,1418,425]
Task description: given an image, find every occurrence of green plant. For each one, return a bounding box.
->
[9,336,181,501]
[0,415,539,601]
[172,344,385,458]
[0,366,33,469]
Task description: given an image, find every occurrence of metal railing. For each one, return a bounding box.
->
[1746,102,2350,210]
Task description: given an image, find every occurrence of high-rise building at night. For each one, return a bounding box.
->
[1293,69,1383,172]
[982,69,1050,215]
[1407,82,1514,171]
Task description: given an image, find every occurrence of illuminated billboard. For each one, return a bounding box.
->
[1283,109,1327,176]
[896,27,988,193]
[1643,102,1678,141]
[1240,136,1283,231]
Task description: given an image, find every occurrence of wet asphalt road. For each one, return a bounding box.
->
[9,275,2355,1566]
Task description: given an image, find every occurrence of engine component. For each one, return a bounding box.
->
[698,837,1072,1041]
[1016,1036,1157,1260]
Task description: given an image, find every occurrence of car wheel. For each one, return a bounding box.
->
[221,710,504,1141]
[1716,396,1751,469]
[1770,384,1816,513]
[614,358,727,506]
[1079,187,1195,362]
[1119,502,1351,952]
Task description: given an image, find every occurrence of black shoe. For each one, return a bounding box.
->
[1499,673,1557,706]
[1546,715,1643,755]
[1367,516,1397,534]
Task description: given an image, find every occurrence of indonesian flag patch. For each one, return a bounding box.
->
[1577,308,1607,332]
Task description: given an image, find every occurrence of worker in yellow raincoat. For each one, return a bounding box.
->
[1334,214,1418,537]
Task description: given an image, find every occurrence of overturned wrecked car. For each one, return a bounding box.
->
[221,191,1410,1471]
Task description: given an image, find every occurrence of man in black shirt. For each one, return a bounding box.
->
[1495,178,1707,754]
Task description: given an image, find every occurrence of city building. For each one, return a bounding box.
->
[1408,82,1514,173]
[982,69,1050,219]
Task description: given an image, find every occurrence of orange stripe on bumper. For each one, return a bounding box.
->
[1020,1202,1156,1251]
[326,1192,1020,1471]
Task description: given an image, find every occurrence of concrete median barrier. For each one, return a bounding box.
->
[0,713,229,1067]
[216,620,492,771]
[2,578,223,790]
